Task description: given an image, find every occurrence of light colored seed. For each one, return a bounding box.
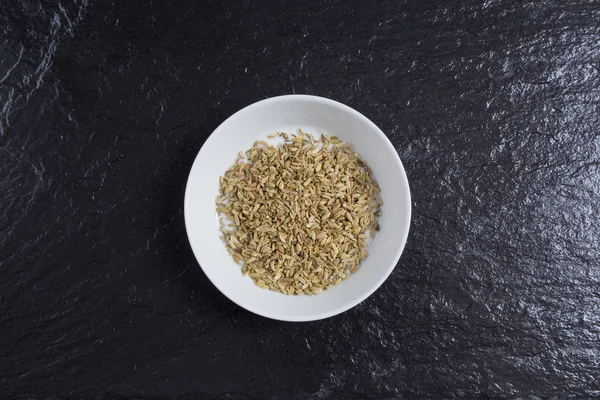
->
[216,130,381,295]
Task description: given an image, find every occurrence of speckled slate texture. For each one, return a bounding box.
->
[1,0,600,399]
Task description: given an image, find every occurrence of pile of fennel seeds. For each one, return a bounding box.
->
[216,130,382,295]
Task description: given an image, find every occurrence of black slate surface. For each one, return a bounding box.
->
[2,0,600,399]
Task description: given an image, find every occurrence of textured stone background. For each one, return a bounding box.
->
[1,0,600,399]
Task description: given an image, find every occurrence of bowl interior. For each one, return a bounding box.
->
[184,95,411,321]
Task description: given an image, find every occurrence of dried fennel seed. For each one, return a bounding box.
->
[216,130,382,296]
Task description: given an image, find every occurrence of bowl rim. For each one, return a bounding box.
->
[184,94,411,321]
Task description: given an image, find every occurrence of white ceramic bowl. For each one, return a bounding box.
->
[184,95,411,321]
